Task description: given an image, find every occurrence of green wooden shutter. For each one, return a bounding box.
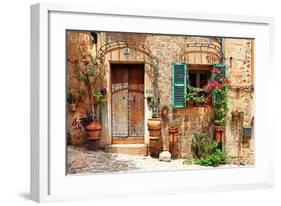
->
[172,62,186,108]
[212,64,227,107]
[213,64,227,79]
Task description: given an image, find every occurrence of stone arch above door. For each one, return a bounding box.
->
[97,41,154,61]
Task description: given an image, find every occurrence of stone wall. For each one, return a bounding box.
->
[224,39,254,165]
[66,31,254,165]
[66,31,95,146]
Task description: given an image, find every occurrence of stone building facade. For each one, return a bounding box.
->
[66,31,254,165]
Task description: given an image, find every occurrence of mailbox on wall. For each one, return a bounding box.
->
[243,127,252,140]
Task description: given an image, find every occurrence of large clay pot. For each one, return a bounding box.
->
[149,136,162,157]
[85,122,102,140]
[147,118,162,129]
[213,126,224,143]
[147,118,162,137]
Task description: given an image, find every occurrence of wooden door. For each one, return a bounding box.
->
[111,64,144,139]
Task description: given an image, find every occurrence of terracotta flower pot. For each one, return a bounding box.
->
[85,122,102,140]
[161,109,168,118]
[195,103,206,107]
[147,118,162,130]
[168,127,179,142]
[69,103,77,112]
[187,99,193,107]
[213,125,224,143]
[147,118,162,137]
[168,127,179,133]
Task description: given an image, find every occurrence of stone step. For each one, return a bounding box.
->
[105,144,148,156]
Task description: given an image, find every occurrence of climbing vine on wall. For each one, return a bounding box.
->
[145,57,160,114]
[203,65,230,126]
[68,55,107,116]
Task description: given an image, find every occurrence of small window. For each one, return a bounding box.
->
[187,64,212,88]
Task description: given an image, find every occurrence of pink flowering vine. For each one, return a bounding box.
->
[212,67,220,73]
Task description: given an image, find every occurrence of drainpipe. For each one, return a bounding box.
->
[221,37,225,64]
[221,37,225,152]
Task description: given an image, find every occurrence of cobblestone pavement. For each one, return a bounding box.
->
[67,146,242,175]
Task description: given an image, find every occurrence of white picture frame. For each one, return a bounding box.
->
[30,2,275,203]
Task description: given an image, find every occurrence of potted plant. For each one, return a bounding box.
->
[161,104,169,118]
[79,112,101,140]
[147,98,162,137]
[213,119,226,143]
[212,90,228,143]
[185,87,194,107]
[202,67,229,143]
[147,111,162,137]
[168,121,179,158]
[193,96,206,107]
[186,86,209,107]
[169,121,179,134]
[67,89,77,112]
[169,121,179,141]
[70,55,106,136]
[231,110,242,121]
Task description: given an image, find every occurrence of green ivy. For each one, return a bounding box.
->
[194,149,227,167]
[184,132,227,167]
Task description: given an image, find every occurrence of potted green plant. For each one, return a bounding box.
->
[185,88,195,107]
[193,96,206,107]
[70,55,107,139]
[213,119,226,143]
[67,89,77,112]
[79,112,101,140]
[147,98,162,137]
[168,121,179,158]
[169,121,179,134]
[186,86,209,107]
[147,112,162,137]
[212,91,228,143]
[161,104,169,118]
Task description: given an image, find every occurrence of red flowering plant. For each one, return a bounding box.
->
[203,66,230,126]
[203,67,230,92]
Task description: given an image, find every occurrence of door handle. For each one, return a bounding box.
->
[133,96,136,104]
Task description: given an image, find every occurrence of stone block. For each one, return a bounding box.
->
[159,151,171,162]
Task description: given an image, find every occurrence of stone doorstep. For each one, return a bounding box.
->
[105,144,148,156]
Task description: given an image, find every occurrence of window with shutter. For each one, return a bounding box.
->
[172,62,186,108]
